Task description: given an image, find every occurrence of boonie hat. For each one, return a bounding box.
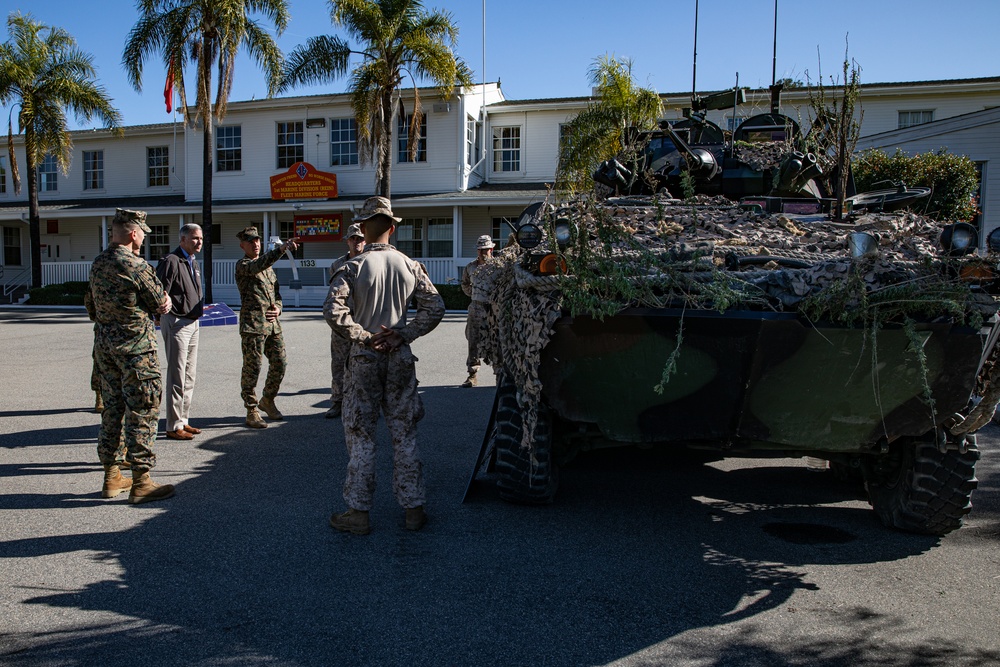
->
[353,196,401,224]
[114,208,151,234]
[346,223,364,239]
[237,226,261,241]
[476,234,495,249]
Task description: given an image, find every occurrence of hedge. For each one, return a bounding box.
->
[852,148,980,221]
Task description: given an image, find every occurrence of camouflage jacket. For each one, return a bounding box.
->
[324,243,444,345]
[85,244,164,356]
[235,246,284,335]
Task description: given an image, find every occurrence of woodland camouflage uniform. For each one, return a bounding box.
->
[86,237,164,473]
[235,230,287,409]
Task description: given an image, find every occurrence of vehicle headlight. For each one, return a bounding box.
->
[516,223,543,249]
[553,217,576,249]
[940,223,979,256]
[847,232,879,259]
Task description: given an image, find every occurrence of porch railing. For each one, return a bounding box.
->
[36,256,464,306]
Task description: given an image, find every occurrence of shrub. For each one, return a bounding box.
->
[26,281,89,305]
[852,148,980,221]
[435,284,471,310]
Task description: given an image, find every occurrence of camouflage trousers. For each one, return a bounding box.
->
[90,340,100,392]
[241,332,286,409]
[465,300,490,375]
[95,347,161,473]
[330,333,350,404]
[342,344,426,511]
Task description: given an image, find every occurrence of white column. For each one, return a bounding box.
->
[453,204,462,282]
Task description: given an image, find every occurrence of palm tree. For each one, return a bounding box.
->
[123,0,289,302]
[556,55,662,194]
[0,12,122,289]
[280,0,472,198]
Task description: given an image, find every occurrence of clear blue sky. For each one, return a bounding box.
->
[2,0,998,130]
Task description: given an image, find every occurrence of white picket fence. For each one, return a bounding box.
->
[40,256,464,307]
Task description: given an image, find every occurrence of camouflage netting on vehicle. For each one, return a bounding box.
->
[732,141,836,175]
[475,194,1000,451]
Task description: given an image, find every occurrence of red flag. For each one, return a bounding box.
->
[164,61,175,114]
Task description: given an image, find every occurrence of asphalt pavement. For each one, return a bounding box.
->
[1,306,998,667]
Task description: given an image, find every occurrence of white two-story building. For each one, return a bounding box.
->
[1,76,999,305]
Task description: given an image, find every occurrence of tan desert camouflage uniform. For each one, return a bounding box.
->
[86,244,165,472]
[461,260,490,376]
[328,252,353,407]
[324,244,445,511]
[235,244,287,409]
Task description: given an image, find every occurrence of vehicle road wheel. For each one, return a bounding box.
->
[492,374,558,505]
[864,434,979,536]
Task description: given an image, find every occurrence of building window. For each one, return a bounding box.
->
[898,110,934,129]
[147,146,169,187]
[38,154,58,192]
[216,125,242,172]
[330,118,358,166]
[427,218,453,257]
[278,219,304,259]
[467,116,481,167]
[397,113,427,163]
[493,126,521,172]
[0,156,6,194]
[394,218,422,256]
[277,121,304,169]
[146,224,170,261]
[492,216,517,250]
[83,150,104,190]
[3,226,21,265]
[393,217,452,257]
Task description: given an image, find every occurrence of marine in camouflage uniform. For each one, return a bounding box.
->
[460,235,495,387]
[324,196,445,534]
[235,226,301,427]
[86,208,174,503]
[326,223,365,418]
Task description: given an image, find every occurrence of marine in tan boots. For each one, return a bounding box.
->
[87,208,176,505]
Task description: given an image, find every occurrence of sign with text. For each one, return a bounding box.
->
[269,161,338,200]
[294,213,343,242]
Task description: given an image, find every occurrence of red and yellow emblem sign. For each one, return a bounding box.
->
[269,162,338,200]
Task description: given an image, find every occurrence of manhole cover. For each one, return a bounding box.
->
[762,522,857,545]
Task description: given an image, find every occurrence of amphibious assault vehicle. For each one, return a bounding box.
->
[469,188,1000,536]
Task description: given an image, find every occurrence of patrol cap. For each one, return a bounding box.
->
[345,223,363,239]
[353,196,401,224]
[237,226,261,241]
[476,234,495,249]
[113,208,151,233]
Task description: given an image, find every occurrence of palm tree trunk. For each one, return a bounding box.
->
[202,116,214,303]
[377,92,393,197]
[25,126,41,289]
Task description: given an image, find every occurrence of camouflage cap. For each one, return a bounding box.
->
[353,196,401,224]
[345,223,364,239]
[237,226,261,241]
[113,208,151,233]
[476,234,495,249]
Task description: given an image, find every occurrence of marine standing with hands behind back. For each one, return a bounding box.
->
[324,196,445,535]
[86,208,175,504]
[156,223,204,441]
[235,226,301,429]
[325,223,366,418]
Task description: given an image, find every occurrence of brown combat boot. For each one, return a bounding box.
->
[329,509,370,535]
[101,465,132,499]
[258,396,284,420]
[128,471,175,505]
[95,392,104,413]
[246,408,268,429]
[405,506,428,531]
[461,373,477,388]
